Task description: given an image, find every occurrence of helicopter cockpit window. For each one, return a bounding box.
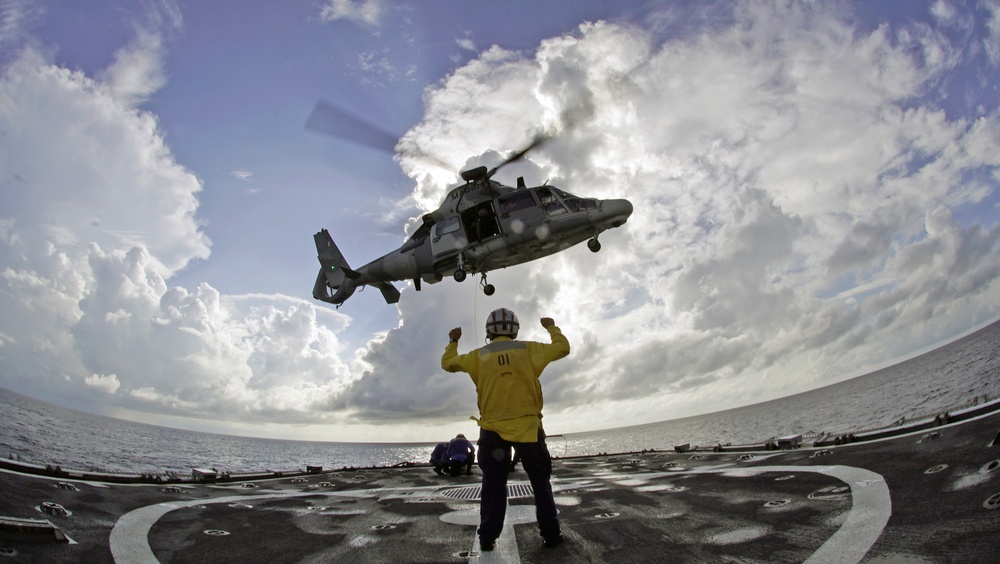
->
[563,197,597,212]
[536,187,567,216]
[537,187,556,205]
[499,191,535,216]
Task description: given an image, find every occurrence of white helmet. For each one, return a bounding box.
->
[485,308,519,340]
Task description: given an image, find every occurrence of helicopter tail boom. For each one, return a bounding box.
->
[313,228,400,307]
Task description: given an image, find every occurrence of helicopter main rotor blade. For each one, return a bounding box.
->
[487,131,554,178]
[305,100,399,154]
[306,100,454,173]
[487,98,595,177]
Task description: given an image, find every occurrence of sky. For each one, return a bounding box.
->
[1,0,999,444]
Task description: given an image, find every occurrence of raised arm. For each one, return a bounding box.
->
[537,317,570,363]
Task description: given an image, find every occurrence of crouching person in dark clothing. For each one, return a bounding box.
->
[446,434,476,476]
[430,442,448,476]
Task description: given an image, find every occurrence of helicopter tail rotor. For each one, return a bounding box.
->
[313,228,400,306]
[313,229,361,307]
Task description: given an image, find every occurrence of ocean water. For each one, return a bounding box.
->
[2,320,999,476]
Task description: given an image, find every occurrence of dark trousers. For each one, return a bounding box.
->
[447,457,473,476]
[477,428,560,543]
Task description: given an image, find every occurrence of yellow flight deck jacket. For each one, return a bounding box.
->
[441,326,570,443]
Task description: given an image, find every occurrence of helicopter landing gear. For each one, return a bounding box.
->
[588,237,602,252]
[454,253,467,282]
[480,274,495,296]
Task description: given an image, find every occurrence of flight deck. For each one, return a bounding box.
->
[2,408,999,563]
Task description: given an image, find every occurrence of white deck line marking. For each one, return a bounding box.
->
[471,508,521,564]
[110,492,316,564]
[699,465,890,564]
[438,496,533,562]
[584,463,890,564]
[805,466,891,564]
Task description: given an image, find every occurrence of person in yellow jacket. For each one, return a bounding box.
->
[441,307,570,551]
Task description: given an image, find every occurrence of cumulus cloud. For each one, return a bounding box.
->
[1,237,357,424]
[0,35,356,430]
[1,2,999,441]
[85,373,120,394]
[352,3,1000,431]
[0,48,209,277]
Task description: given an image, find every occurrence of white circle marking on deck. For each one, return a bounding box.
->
[110,463,889,564]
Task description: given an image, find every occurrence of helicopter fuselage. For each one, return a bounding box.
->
[313,173,632,306]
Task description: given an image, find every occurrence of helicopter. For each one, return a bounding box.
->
[307,101,634,307]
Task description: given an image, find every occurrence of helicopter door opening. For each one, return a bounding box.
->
[461,201,502,244]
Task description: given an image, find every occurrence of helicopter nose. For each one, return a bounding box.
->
[603,199,634,226]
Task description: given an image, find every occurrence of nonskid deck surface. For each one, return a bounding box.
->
[2,412,999,563]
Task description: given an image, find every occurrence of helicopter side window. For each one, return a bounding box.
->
[536,187,567,216]
[499,191,535,216]
[436,216,461,237]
